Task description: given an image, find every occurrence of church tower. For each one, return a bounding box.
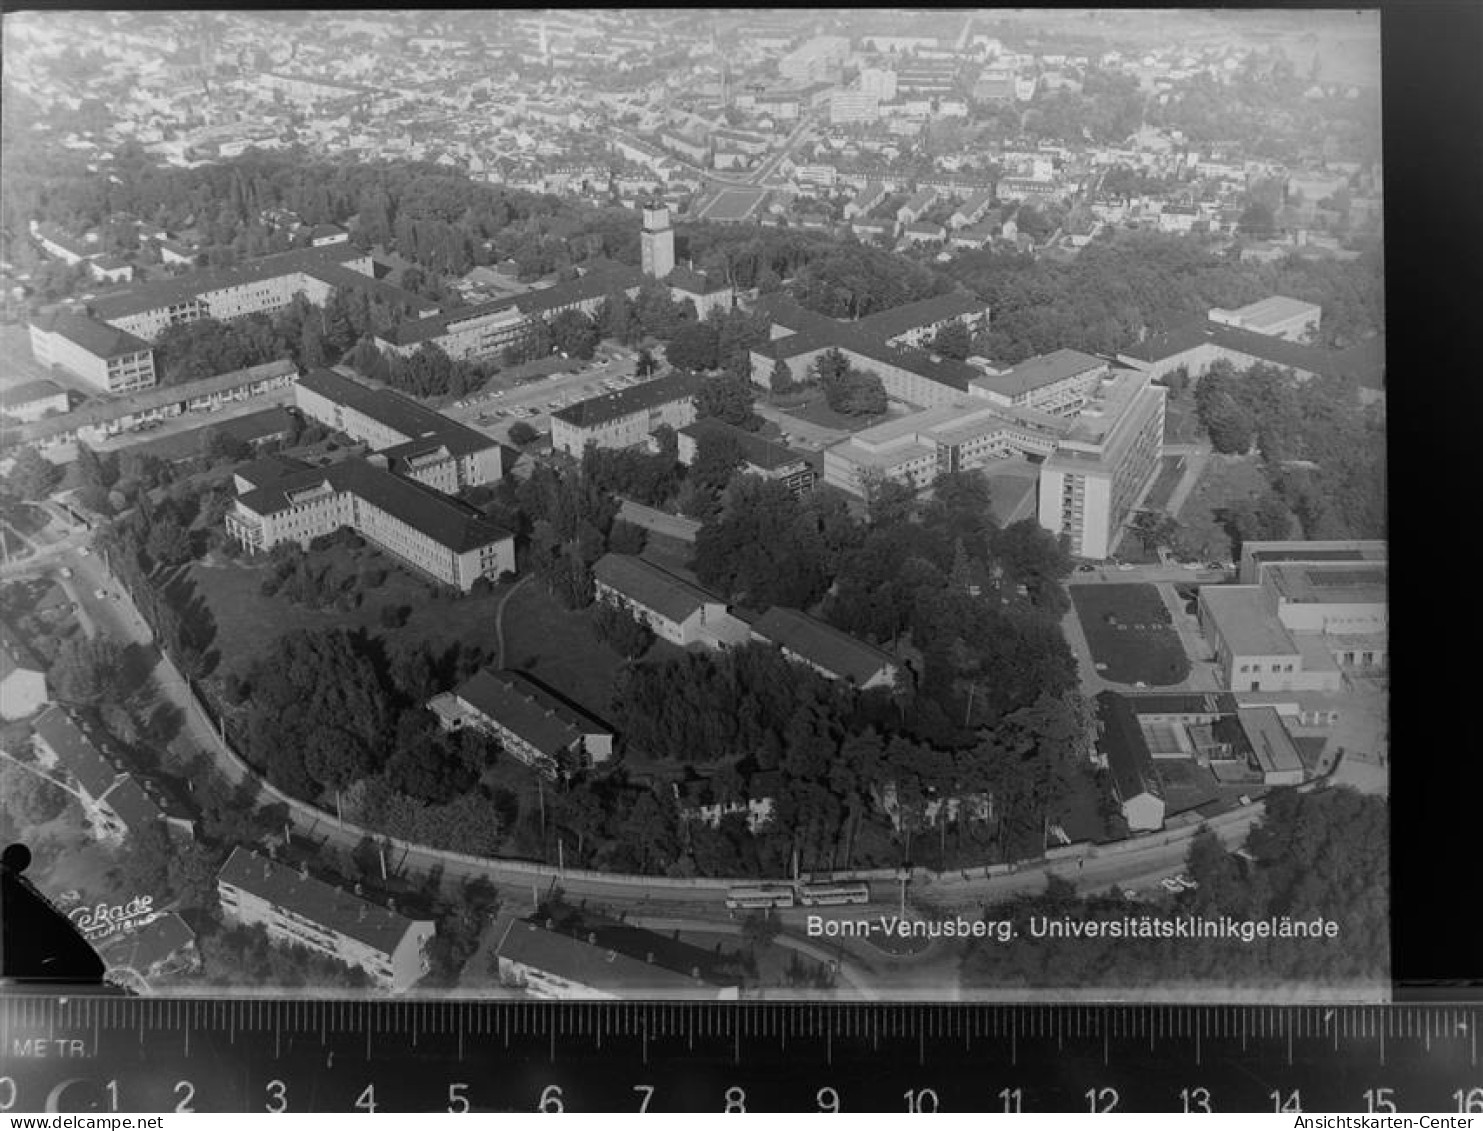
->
[640,203,675,281]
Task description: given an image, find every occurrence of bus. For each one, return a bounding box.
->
[797,881,871,907]
[724,885,796,911]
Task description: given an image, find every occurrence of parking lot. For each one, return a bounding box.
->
[440,347,646,437]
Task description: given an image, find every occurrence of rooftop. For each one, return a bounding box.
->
[1095,692,1164,804]
[236,457,513,555]
[32,707,121,798]
[87,243,367,320]
[218,847,433,956]
[1235,705,1305,776]
[593,552,721,625]
[4,378,68,406]
[1211,295,1321,332]
[678,417,805,472]
[451,668,611,761]
[554,371,703,430]
[751,607,895,684]
[1199,586,1299,657]
[296,368,497,459]
[1263,562,1388,606]
[494,913,712,995]
[31,312,151,359]
[969,348,1107,400]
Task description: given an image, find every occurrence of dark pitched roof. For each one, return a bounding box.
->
[554,372,703,430]
[677,417,804,472]
[493,913,708,994]
[237,457,513,554]
[1094,693,1164,804]
[31,312,151,359]
[87,243,367,320]
[666,264,730,296]
[235,454,315,490]
[217,847,432,955]
[751,607,895,684]
[1121,316,1386,387]
[5,378,68,405]
[32,707,119,798]
[1120,691,1241,717]
[296,369,497,459]
[514,262,644,318]
[453,668,611,760]
[593,553,720,625]
[98,775,165,833]
[0,621,46,678]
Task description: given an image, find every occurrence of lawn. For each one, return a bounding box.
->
[1173,454,1270,561]
[497,582,628,721]
[774,388,889,433]
[1070,583,1191,686]
[1162,397,1205,445]
[188,544,511,676]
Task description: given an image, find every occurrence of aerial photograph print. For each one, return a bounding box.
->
[0,7,1387,1004]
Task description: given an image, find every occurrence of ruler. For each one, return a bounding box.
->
[1,998,1479,1113]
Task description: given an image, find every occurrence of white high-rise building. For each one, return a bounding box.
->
[1036,370,1166,560]
[641,204,675,280]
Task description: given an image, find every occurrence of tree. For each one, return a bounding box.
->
[769,358,796,394]
[508,420,538,446]
[635,347,658,378]
[665,320,720,373]
[73,442,116,514]
[1238,201,1277,238]
[50,635,126,704]
[0,762,69,828]
[145,515,195,568]
[548,309,600,360]
[592,597,654,659]
[1129,510,1181,556]
[932,320,973,360]
[5,446,62,500]
[695,373,759,430]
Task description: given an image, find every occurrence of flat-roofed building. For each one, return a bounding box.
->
[492,912,740,1000]
[1,379,70,423]
[592,553,745,649]
[1237,539,1387,585]
[224,458,515,592]
[750,607,897,690]
[822,400,1069,497]
[551,372,702,457]
[294,368,502,493]
[1036,368,1165,560]
[1234,705,1306,787]
[675,417,815,497]
[428,667,614,776]
[28,313,156,394]
[1197,586,1341,693]
[969,348,1110,414]
[216,848,435,992]
[1260,561,1387,639]
[1208,295,1321,342]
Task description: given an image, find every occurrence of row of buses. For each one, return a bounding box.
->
[724,881,871,910]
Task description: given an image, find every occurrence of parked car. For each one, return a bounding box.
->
[1076,564,1096,573]
[1116,563,1136,572]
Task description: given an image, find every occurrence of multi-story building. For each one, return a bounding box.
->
[896,187,940,226]
[30,707,193,845]
[1036,368,1166,560]
[1,379,69,423]
[844,182,889,220]
[216,848,435,992]
[427,667,615,777]
[294,368,502,493]
[949,189,997,230]
[749,607,898,690]
[224,457,515,592]
[1199,548,1386,692]
[969,348,1110,414]
[550,372,702,457]
[28,313,156,394]
[675,417,815,498]
[829,90,880,125]
[1207,296,1322,342]
[822,400,1068,496]
[592,553,748,649]
[492,912,739,1000]
[3,361,296,453]
[85,244,378,342]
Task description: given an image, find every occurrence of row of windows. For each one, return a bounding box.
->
[1239,662,1295,674]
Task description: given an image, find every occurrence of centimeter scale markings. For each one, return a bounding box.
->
[1,999,1480,1114]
